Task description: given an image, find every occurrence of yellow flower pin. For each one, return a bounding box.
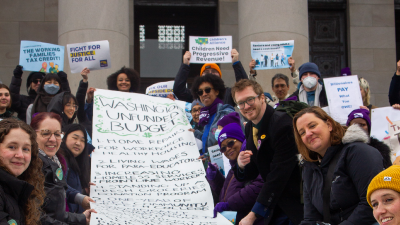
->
[261,134,266,139]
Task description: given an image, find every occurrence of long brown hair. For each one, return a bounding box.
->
[293,106,346,162]
[0,118,45,224]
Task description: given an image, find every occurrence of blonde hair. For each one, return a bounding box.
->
[359,77,370,106]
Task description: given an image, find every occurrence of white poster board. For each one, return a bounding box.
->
[189,36,232,64]
[90,89,231,225]
[323,75,363,125]
[67,40,111,73]
[250,40,294,70]
[208,145,231,178]
[146,81,174,98]
[371,107,400,164]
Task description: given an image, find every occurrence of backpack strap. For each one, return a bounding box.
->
[323,149,342,223]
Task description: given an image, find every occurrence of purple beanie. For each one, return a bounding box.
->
[217,112,241,127]
[218,123,245,147]
[341,67,351,76]
[346,108,371,132]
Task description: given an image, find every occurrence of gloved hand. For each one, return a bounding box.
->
[57,71,67,79]
[213,202,229,218]
[206,162,218,180]
[13,65,23,78]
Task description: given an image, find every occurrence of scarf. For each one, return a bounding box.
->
[199,98,223,126]
[39,149,62,168]
[299,82,323,107]
[32,93,54,114]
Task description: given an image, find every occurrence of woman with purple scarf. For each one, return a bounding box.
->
[207,123,264,225]
[190,74,235,160]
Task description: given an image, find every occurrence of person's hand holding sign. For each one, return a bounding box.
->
[288,56,295,73]
[81,67,90,83]
[183,51,191,65]
[237,150,253,169]
[86,87,96,104]
[231,49,239,63]
[249,59,256,75]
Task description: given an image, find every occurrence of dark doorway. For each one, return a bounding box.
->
[134,1,218,93]
[308,1,348,78]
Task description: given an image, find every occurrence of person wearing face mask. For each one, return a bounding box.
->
[346,108,392,169]
[26,72,71,124]
[173,49,248,107]
[0,84,15,119]
[206,123,264,225]
[289,62,328,107]
[30,112,96,225]
[9,65,45,121]
[60,124,91,213]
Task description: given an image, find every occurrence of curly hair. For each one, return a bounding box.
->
[106,66,140,92]
[0,84,12,109]
[292,106,346,162]
[0,118,45,225]
[191,73,226,101]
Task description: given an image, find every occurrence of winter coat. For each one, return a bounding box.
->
[233,104,304,224]
[389,72,400,105]
[172,61,248,107]
[9,72,40,121]
[300,125,384,225]
[203,104,235,153]
[66,169,84,213]
[369,137,392,169]
[0,168,34,225]
[289,79,328,107]
[208,159,264,225]
[0,110,16,120]
[39,154,86,225]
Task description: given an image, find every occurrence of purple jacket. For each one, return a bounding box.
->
[208,141,264,224]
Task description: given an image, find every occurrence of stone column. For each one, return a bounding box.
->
[58,0,130,93]
[348,0,396,107]
[238,0,309,95]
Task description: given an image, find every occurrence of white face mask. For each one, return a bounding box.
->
[303,76,317,89]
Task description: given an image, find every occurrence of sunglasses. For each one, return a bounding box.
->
[220,139,237,153]
[32,79,41,84]
[197,87,213,96]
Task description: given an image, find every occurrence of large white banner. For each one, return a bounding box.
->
[90,89,231,225]
[323,75,363,125]
[371,107,400,164]
[189,36,232,64]
[67,40,111,73]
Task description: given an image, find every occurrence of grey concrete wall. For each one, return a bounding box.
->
[348,0,396,107]
[0,0,58,95]
[238,0,309,95]
[58,0,130,94]
[219,0,239,88]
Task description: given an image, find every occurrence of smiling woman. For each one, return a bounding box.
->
[293,106,384,225]
[107,66,140,93]
[0,84,14,119]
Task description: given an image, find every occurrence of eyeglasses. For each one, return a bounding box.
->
[191,108,201,114]
[236,95,259,109]
[220,139,237,153]
[273,84,287,89]
[36,130,63,140]
[65,104,78,111]
[32,79,41,84]
[197,87,213,96]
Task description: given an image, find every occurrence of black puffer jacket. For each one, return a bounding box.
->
[369,137,392,169]
[9,72,43,121]
[0,169,33,225]
[39,154,86,225]
[300,125,384,225]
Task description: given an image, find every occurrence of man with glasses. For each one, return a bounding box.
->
[173,49,248,107]
[269,73,291,106]
[288,62,328,107]
[9,65,45,121]
[231,79,303,225]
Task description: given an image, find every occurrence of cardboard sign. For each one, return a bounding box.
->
[189,36,232,64]
[251,40,294,70]
[19,40,64,73]
[90,89,232,225]
[67,40,111,73]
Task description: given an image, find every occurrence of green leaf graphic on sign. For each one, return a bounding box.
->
[195,38,208,45]
[143,132,152,138]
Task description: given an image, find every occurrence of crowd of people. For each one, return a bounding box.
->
[0,47,400,225]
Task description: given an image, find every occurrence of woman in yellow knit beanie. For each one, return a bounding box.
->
[367,165,400,225]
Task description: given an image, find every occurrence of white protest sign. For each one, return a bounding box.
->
[371,107,400,164]
[90,89,231,225]
[146,81,174,98]
[189,36,232,63]
[323,75,363,125]
[208,145,230,178]
[250,40,294,70]
[67,40,111,73]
